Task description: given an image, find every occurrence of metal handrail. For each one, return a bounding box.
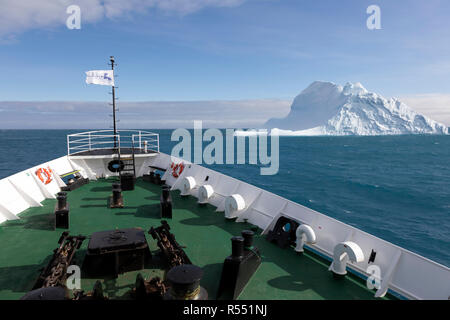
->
[67,130,159,155]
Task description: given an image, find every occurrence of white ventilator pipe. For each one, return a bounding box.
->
[224,194,245,219]
[329,241,365,275]
[295,224,317,253]
[198,185,214,204]
[180,176,196,196]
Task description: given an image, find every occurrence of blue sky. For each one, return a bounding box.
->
[0,0,449,127]
[0,0,449,101]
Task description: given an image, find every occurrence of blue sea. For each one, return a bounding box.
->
[0,130,449,267]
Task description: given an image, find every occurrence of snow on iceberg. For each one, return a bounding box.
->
[266,81,449,136]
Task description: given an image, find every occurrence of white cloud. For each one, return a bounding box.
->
[1,96,447,129]
[0,99,291,129]
[400,94,450,126]
[0,0,246,39]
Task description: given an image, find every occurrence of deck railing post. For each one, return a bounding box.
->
[67,135,70,155]
[88,133,91,151]
[139,131,142,149]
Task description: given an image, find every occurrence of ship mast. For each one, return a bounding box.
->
[110,56,118,148]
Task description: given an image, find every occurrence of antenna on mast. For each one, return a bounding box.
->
[109,56,118,148]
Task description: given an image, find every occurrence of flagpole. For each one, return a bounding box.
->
[110,56,117,148]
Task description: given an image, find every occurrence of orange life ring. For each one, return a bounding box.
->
[36,167,53,185]
[172,162,185,178]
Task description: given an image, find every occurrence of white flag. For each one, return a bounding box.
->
[85,70,115,86]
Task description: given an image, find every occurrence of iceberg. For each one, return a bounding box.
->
[266,81,449,136]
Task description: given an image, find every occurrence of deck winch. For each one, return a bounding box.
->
[165,264,208,300]
[82,228,151,277]
[149,220,191,268]
[32,231,85,290]
[133,264,208,301]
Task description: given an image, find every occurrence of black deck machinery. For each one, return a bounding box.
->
[148,220,191,268]
[21,232,86,300]
[82,228,152,277]
[217,230,262,300]
[160,185,173,218]
[164,264,208,300]
[109,182,124,208]
[132,221,208,301]
[266,216,300,249]
[54,191,69,229]
[22,185,220,301]
[143,166,166,185]
[60,171,89,192]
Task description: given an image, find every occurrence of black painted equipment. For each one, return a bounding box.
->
[120,172,135,191]
[118,150,136,190]
[143,171,155,183]
[54,192,69,229]
[110,182,123,208]
[164,264,208,300]
[73,281,107,300]
[217,230,261,300]
[369,249,377,264]
[160,185,172,218]
[144,172,162,184]
[82,228,151,277]
[134,274,167,300]
[242,229,254,248]
[144,166,166,184]
[149,220,191,268]
[266,216,300,249]
[61,174,89,192]
[21,286,68,300]
[32,232,85,290]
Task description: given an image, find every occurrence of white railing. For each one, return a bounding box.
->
[67,130,159,155]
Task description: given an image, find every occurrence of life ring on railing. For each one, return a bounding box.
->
[171,162,185,178]
[108,160,125,173]
[36,167,53,185]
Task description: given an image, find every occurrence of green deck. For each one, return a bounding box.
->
[0,178,392,300]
